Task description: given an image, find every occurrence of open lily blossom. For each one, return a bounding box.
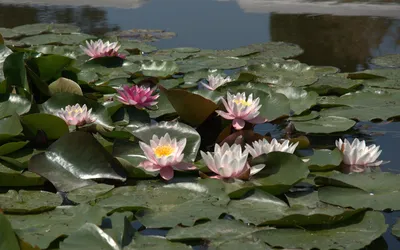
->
[216,92,267,130]
[201,74,231,90]
[246,138,299,158]
[117,85,160,109]
[336,138,384,169]
[138,133,193,181]
[80,39,126,59]
[200,143,249,179]
[56,104,96,126]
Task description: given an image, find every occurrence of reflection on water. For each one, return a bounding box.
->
[270,14,400,72]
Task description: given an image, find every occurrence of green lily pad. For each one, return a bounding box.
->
[12,23,81,36]
[292,115,356,134]
[130,121,201,162]
[0,94,31,119]
[0,141,29,156]
[32,54,75,82]
[0,163,45,187]
[49,77,83,96]
[250,152,310,195]
[160,87,218,126]
[227,190,365,226]
[254,211,387,250]
[0,190,62,214]
[392,219,400,238]
[4,52,29,92]
[0,213,20,250]
[21,113,69,140]
[371,54,400,68]
[158,78,184,89]
[28,131,126,192]
[303,149,343,171]
[241,60,319,87]
[167,219,269,249]
[67,184,115,204]
[316,172,400,210]
[348,68,400,89]
[289,111,320,121]
[307,75,363,95]
[6,204,107,249]
[0,114,23,142]
[242,42,304,59]
[40,93,113,130]
[0,44,13,81]
[275,87,318,115]
[119,40,157,53]
[137,60,179,77]
[20,33,96,46]
[0,27,21,39]
[126,234,192,250]
[178,56,247,73]
[60,223,120,250]
[96,181,229,228]
[33,45,84,58]
[105,29,176,42]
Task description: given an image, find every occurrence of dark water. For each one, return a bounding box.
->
[0,0,399,249]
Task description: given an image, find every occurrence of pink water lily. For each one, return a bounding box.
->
[201,74,231,91]
[80,39,126,59]
[246,138,299,158]
[57,104,96,126]
[216,92,267,130]
[200,143,249,179]
[117,85,159,109]
[138,133,194,180]
[336,138,384,171]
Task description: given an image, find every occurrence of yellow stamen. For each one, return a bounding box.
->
[233,99,251,106]
[154,145,174,158]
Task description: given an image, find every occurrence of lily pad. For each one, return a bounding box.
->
[67,184,115,204]
[0,190,62,214]
[126,234,192,250]
[6,204,107,249]
[28,131,126,192]
[254,211,387,250]
[316,172,400,210]
[228,190,365,226]
[0,94,31,119]
[0,213,20,250]
[4,52,29,92]
[20,113,69,140]
[137,60,179,77]
[130,121,201,162]
[0,163,45,187]
[20,33,96,46]
[275,87,318,114]
[250,152,309,195]
[178,56,247,73]
[0,141,29,156]
[307,75,363,95]
[392,219,400,238]
[303,149,343,171]
[371,54,400,68]
[105,29,176,42]
[0,114,23,142]
[119,40,157,53]
[292,116,356,134]
[243,42,304,59]
[12,23,81,36]
[0,27,21,39]
[0,44,13,81]
[60,223,120,250]
[49,77,83,96]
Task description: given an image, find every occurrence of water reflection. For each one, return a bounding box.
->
[0,0,150,9]
[270,14,400,72]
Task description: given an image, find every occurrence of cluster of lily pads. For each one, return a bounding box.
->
[0,23,400,250]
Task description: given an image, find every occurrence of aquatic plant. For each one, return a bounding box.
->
[116,85,159,109]
[80,39,126,59]
[201,74,231,90]
[56,104,96,126]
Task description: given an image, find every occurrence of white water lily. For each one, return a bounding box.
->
[245,138,299,158]
[56,103,96,126]
[138,133,193,180]
[201,74,231,90]
[336,138,383,168]
[216,92,267,130]
[200,143,249,179]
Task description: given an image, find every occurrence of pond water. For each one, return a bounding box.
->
[1,0,400,249]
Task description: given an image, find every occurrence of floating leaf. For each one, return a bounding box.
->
[0,163,45,187]
[178,56,247,73]
[307,75,363,95]
[0,190,62,214]
[254,211,387,250]
[29,131,126,192]
[292,116,356,134]
[4,52,29,92]
[137,60,179,77]
[275,87,318,114]
[371,54,400,68]
[0,44,13,81]
[20,33,96,46]
[316,172,400,210]
[119,40,157,53]
[105,29,176,42]
[392,219,400,238]
[304,149,343,171]
[0,94,31,119]
[0,213,20,250]
[251,152,309,195]
[6,204,107,249]
[49,77,83,96]
[126,234,192,250]
[242,42,303,59]
[12,23,80,36]
[0,114,23,142]
[21,113,69,140]
[67,184,115,204]
[0,141,29,156]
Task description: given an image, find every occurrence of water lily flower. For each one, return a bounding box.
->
[336,138,383,170]
[216,92,267,130]
[139,133,193,180]
[57,104,96,126]
[80,39,126,59]
[201,74,231,91]
[246,138,299,158]
[200,143,249,179]
[117,85,159,109]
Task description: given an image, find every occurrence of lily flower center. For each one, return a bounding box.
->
[233,99,251,106]
[154,145,175,158]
